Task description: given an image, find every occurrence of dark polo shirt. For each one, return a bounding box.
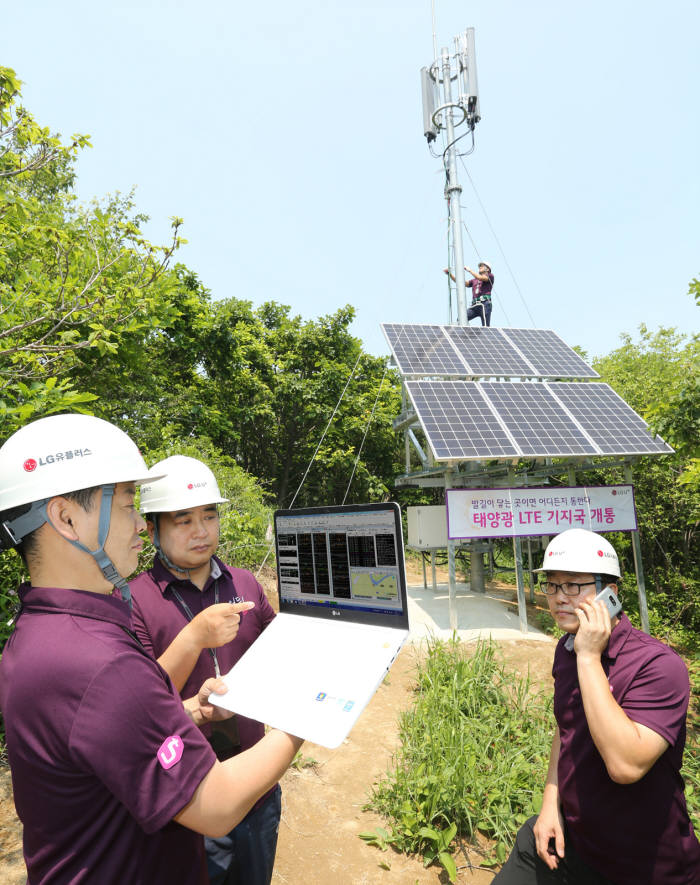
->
[129,556,275,751]
[553,612,700,884]
[466,271,494,302]
[0,584,216,885]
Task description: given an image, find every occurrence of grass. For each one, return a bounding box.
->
[362,639,553,878]
[290,750,320,772]
[685,657,700,832]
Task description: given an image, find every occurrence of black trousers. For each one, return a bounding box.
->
[493,816,616,885]
[467,300,492,326]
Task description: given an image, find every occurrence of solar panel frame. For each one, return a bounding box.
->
[501,329,599,378]
[405,381,519,461]
[479,382,598,457]
[443,326,536,376]
[546,382,674,456]
[382,323,468,376]
[382,323,600,380]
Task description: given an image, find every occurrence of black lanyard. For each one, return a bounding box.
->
[168,579,242,755]
[169,579,222,677]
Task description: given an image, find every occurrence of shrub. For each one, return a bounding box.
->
[363,639,554,875]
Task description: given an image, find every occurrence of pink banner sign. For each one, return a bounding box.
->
[446,485,637,540]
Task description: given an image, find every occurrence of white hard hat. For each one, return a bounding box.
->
[0,413,154,514]
[0,413,160,602]
[478,259,492,271]
[534,528,621,578]
[140,455,228,514]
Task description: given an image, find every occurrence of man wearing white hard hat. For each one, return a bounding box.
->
[0,416,302,885]
[494,528,700,885]
[443,260,494,325]
[129,455,279,885]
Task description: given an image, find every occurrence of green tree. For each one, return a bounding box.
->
[590,325,700,648]
[0,67,184,434]
[200,299,403,507]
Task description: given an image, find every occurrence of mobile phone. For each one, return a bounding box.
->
[594,586,623,619]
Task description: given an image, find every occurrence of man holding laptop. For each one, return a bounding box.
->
[129,455,280,885]
[0,416,302,885]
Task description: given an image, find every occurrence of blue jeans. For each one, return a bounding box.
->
[468,300,492,326]
[205,784,282,885]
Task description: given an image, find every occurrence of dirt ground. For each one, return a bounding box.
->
[0,564,556,884]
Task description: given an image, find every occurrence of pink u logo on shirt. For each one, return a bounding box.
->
[157,735,184,770]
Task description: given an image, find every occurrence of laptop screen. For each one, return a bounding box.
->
[274,502,408,629]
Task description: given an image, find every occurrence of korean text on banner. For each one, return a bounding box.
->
[446,486,637,540]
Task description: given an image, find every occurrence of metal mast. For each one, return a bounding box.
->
[421,28,481,326]
[420,29,486,619]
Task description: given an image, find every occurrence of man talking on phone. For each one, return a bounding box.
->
[494,528,700,884]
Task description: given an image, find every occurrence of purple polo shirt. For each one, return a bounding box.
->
[0,585,216,885]
[129,556,275,752]
[554,612,700,884]
[466,271,493,302]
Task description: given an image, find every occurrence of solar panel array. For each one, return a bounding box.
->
[404,380,673,461]
[443,326,533,376]
[407,382,518,460]
[381,324,466,376]
[502,329,596,378]
[552,383,674,456]
[382,323,599,379]
[480,382,594,457]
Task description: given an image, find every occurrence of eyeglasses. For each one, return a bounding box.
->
[539,580,597,597]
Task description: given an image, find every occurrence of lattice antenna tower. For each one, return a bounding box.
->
[421,28,481,326]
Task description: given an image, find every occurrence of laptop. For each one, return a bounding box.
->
[209,502,410,748]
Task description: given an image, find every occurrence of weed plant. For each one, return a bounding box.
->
[685,657,700,832]
[364,639,554,874]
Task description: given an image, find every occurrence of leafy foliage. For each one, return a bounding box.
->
[364,640,553,874]
[0,67,186,437]
[588,326,700,650]
[199,299,402,507]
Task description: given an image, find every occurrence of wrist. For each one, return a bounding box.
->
[541,783,559,806]
[184,619,208,651]
[183,696,203,727]
[576,649,603,669]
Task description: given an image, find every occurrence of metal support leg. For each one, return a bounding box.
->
[446,469,458,631]
[624,463,650,634]
[448,539,458,632]
[526,537,535,603]
[422,553,427,589]
[471,543,485,593]
[513,535,529,633]
[431,550,437,590]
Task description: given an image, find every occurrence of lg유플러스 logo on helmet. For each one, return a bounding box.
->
[22,450,92,471]
[187,482,207,490]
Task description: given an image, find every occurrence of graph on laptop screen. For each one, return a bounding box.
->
[274,503,407,624]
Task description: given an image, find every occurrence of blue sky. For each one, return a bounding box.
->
[3,0,698,362]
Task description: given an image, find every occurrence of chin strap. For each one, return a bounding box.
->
[151,514,192,579]
[3,485,132,604]
[63,484,132,605]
